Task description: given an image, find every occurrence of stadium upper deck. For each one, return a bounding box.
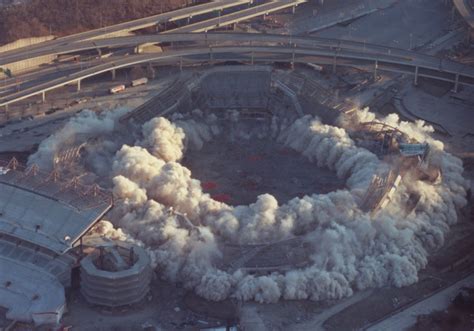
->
[0,158,112,254]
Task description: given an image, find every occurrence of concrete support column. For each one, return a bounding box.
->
[209,46,214,64]
[373,60,378,81]
[453,73,459,93]
[292,5,296,14]
[291,49,295,69]
[148,63,155,79]
[414,66,419,86]
[332,54,337,73]
[42,91,46,103]
[77,79,81,92]
[111,69,116,80]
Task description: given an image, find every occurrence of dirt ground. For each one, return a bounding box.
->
[61,277,232,331]
[183,118,345,206]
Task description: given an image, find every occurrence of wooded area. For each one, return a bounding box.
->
[0,0,189,45]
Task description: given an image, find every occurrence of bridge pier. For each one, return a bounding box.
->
[77,79,81,92]
[42,91,46,103]
[111,69,116,80]
[414,66,419,86]
[373,60,378,81]
[147,63,155,79]
[292,5,296,14]
[332,54,337,73]
[452,73,460,93]
[209,46,214,64]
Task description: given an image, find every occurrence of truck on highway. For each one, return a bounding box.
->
[131,77,148,87]
[109,85,126,94]
[306,63,324,72]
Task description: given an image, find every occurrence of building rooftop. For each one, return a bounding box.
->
[0,256,65,325]
[0,159,113,254]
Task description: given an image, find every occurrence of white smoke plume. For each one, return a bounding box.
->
[28,108,129,170]
[140,117,185,162]
[31,107,469,303]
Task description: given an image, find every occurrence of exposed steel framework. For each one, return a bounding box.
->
[0,157,113,210]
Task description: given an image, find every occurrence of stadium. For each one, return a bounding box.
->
[0,0,473,330]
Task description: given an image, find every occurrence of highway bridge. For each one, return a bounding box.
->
[453,0,474,28]
[0,0,254,66]
[1,32,474,108]
[166,0,306,33]
[1,31,471,76]
[0,0,308,67]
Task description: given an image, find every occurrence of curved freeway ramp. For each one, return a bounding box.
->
[454,0,474,28]
[0,1,253,64]
[2,39,474,108]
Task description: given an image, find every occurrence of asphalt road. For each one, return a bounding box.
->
[1,42,474,107]
[0,0,253,65]
[166,0,306,33]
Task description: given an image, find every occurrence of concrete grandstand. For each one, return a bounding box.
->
[0,158,112,325]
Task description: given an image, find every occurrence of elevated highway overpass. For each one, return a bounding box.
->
[166,0,306,33]
[0,0,254,67]
[1,37,474,108]
[1,32,471,75]
[0,1,308,67]
[453,0,474,28]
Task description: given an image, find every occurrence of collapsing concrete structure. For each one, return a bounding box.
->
[9,59,466,311]
[80,242,152,308]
